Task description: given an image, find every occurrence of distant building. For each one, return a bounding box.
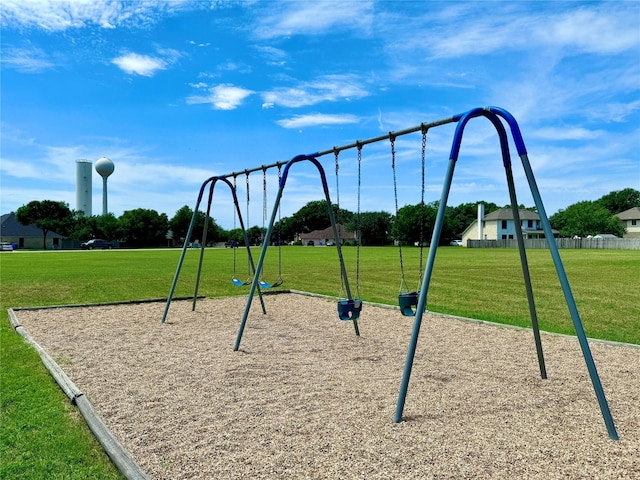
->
[298,224,356,246]
[617,206,640,238]
[461,208,555,245]
[0,213,64,250]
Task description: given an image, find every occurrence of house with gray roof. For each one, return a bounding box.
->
[298,224,356,246]
[0,213,65,250]
[617,206,640,238]
[461,208,555,245]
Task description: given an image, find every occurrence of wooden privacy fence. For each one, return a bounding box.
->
[467,238,640,250]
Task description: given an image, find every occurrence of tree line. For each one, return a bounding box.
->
[14,188,638,249]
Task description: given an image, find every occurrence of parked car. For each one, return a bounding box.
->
[80,239,116,250]
[224,240,239,248]
[449,239,463,246]
[1,242,14,251]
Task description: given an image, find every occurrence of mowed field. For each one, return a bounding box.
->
[1,246,638,478]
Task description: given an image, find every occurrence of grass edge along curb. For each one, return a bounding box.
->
[7,308,149,480]
[287,289,640,351]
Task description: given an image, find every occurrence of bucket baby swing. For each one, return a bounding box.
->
[391,126,428,317]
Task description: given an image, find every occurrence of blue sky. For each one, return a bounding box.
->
[1,0,639,230]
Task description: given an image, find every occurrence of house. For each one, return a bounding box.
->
[617,206,640,238]
[461,208,555,244]
[0,213,65,250]
[298,224,356,246]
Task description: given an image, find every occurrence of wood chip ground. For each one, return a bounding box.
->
[15,294,640,479]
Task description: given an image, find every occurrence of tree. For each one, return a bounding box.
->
[119,208,169,247]
[392,202,438,245]
[169,206,223,246]
[347,211,393,245]
[596,188,640,214]
[550,201,625,237]
[95,213,123,241]
[15,200,74,249]
[288,200,352,235]
[67,211,97,241]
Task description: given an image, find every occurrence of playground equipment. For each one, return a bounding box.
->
[230,175,249,287]
[258,166,284,289]
[234,154,362,349]
[161,175,266,322]
[162,106,618,440]
[391,127,428,317]
[335,144,364,322]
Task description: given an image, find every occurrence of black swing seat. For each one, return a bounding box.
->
[398,292,419,317]
[338,299,362,321]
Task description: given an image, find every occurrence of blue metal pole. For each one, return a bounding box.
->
[481,110,547,379]
[234,176,284,351]
[395,108,487,422]
[504,164,547,378]
[192,179,216,311]
[489,106,618,440]
[162,177,213,323]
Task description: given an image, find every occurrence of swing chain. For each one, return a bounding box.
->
[418,125,428,288]
[390,133,409,293]
[334,147,347,300]
[262,166,268,233]
[334,147,340,212]
[355,142,362,298]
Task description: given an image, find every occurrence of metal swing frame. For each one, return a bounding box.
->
[234,154,360,351]
[161,106,618,440]
[161,175,266,324]
[392,106,618,440]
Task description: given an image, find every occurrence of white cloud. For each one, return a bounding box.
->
[253,45,288,66]
[262,74,369,108]
[254,0,374,39]
[1,47,56,73]
[533,127,606,141]
[277,113,360,129]
[386,3,640,60]
[112,53,167,76]
[0,0,203,31]
[186,84,255,110]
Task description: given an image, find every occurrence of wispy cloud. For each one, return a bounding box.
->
[254,0,374,39]
[186,84,255,110]
[0,46,56,73]
[253,46,288,66]
[0,0,206,31]
[394,3,640,60]
[262,74,369,108]
[277,113,360,129]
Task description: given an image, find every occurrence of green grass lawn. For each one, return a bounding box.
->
[1,246,639,478]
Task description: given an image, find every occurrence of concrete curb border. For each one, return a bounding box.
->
[8,307,149,480]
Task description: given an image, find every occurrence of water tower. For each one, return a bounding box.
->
[95,157,115,216]
[76,159,92,216]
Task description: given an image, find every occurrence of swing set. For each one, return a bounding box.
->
[161,106,619,440]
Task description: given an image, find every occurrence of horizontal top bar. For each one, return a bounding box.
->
[224,114,459,179]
